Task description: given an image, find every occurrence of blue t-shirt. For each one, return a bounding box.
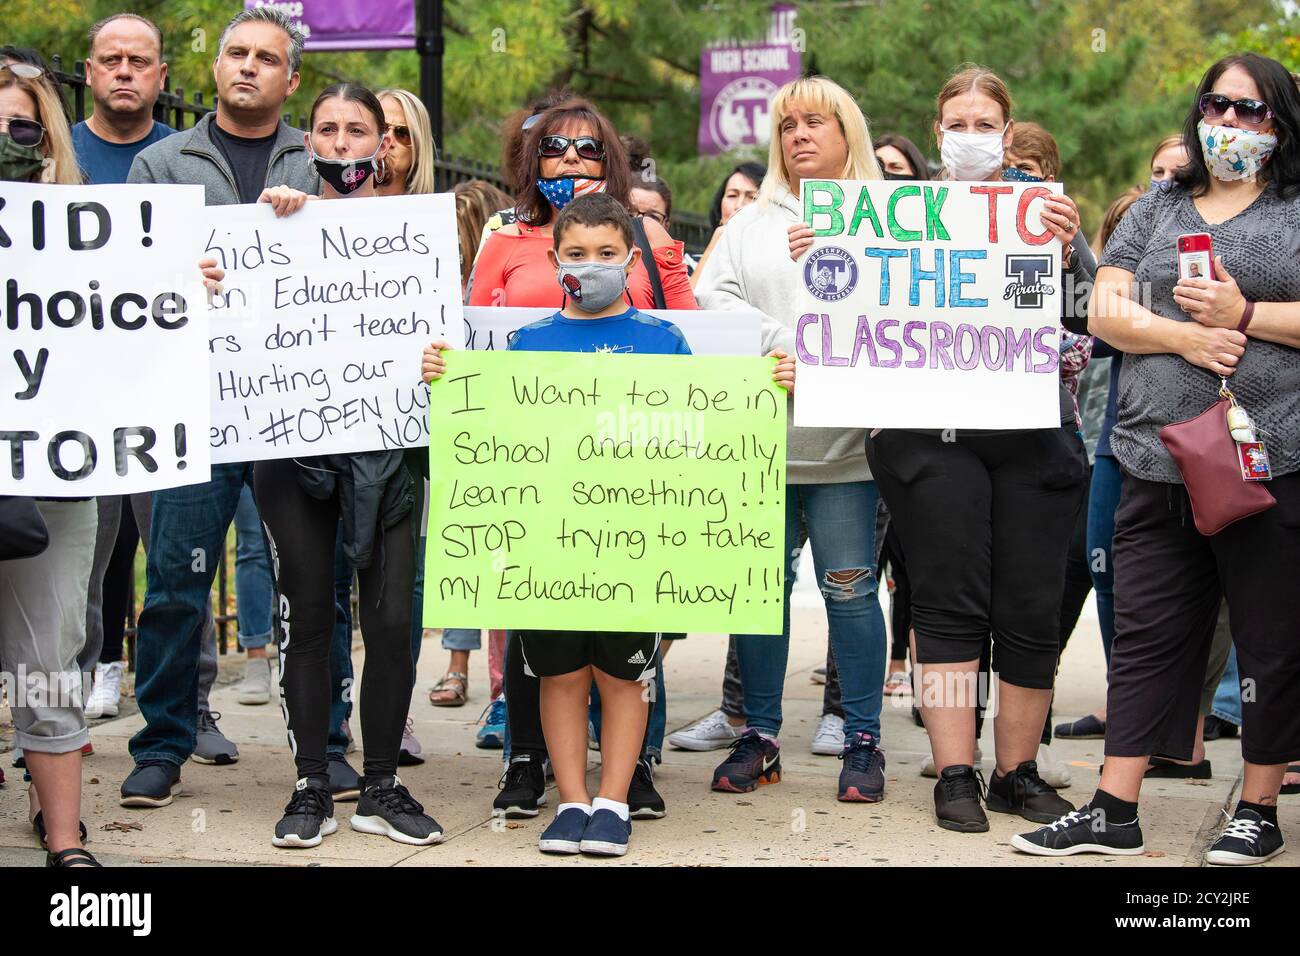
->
[507,307,692,355]
[71,120,174,185]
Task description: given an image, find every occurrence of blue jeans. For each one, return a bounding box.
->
[442,628,483,651]
[130,463,256,766]
[327,526,355,757]
[1086,455,1123,664]
[233,485,274,650]
[735,481,887,741]
[589,648,667,762]
[1212,645,1243,726]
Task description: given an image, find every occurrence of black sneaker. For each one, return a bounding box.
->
[493,752,548,818]
[934,765,988,832]
[350,775,443,846]
[987,760,1075,824]
[1202,715,1239,741]
[272,777,337,848]
[1011,804,1145,856]
[119,761,183,808]
[711,729,781,793]
[838,732,886,802]
[628,757,666,819]
[327,753,361,802]
[1205,809,1285,866]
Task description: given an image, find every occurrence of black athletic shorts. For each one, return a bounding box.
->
[517,631,660,681]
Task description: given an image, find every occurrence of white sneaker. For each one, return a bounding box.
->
[235,657,273,705]
[810,713,845,755]
[85,660,125,718]
[1036,744,1072,789]
[921,747,983,778]
[398,716,424,765]
[667,709,744,751]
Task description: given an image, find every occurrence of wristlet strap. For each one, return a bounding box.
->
[1237,300,1255,334]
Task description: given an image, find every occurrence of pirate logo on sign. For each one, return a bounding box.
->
[1004,255,1056,308]
[709,76,779,150]
[803,246,858,302]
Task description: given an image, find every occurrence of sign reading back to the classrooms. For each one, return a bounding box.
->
[423,351,788,635]
[793,179,1064,430]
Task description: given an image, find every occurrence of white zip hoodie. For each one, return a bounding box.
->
[695,185,871,485]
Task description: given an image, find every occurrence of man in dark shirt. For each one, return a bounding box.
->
[70,14,173,184]
[118,7,329,810]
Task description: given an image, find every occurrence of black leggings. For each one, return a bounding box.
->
[101,501,140,664]
[865,427,1087,689]
[879,525,912,662]
[255,458,417,782]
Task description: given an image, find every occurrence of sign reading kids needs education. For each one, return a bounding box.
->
[424,351,788,635]
[793,179,1064,430]
[205,194,463,463]
[1,182,210,495]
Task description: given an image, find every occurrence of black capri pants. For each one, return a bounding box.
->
[864,427,1087,689]
[1105,471,1300,766]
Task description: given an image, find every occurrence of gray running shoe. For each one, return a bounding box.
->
[192,710,239,765]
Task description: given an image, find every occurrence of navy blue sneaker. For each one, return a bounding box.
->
[580,808,631,856]
[711,729,781,793]
[538,807,589,855]
[838,732,886,802]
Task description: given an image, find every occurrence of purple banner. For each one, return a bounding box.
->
[697,5,802,156]
[244,1,416,52]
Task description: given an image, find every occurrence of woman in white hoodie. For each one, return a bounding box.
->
[694,76,890,804]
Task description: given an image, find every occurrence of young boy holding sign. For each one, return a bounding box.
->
[422,193,794,856]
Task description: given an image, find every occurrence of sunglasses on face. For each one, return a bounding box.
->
[386,123,412,145]
[1199,92,1274,129]
[538,135,605,161]
[1,115,45,148]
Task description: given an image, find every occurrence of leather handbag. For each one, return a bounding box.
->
[1159,398,1275,536]
[0,496,50,560]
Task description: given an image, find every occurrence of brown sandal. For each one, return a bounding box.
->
[428,672,469,707]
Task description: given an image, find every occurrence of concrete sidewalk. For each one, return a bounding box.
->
[2,596,1295,867]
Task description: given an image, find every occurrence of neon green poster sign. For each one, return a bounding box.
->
[423,351,787,634]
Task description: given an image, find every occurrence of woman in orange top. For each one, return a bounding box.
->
[467,96,696,309]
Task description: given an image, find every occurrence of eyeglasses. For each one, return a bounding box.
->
[639,209,667,226]
[1199,93,1274,130]
[385,123,412,146]
[1,62,45,80]
[0,115,45,148]
[538,135,605,161]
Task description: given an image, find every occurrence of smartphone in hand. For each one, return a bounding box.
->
[1177,233,1213,281]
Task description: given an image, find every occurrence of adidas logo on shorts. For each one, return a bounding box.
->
[627,649,647,665]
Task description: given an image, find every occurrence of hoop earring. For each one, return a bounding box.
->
[375,157,388,185]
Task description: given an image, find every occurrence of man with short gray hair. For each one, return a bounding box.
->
[119,7,327,810]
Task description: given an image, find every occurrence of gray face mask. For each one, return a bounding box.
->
[556,252,633,312]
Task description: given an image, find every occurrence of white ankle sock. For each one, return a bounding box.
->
[557,802,592,816]
[592,797,629,821]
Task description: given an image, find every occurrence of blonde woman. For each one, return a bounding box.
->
[375,87,435,196]
[694,76,889,804]
[1,62,220,865]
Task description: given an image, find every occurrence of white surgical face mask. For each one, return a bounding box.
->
[940,124,1008,181]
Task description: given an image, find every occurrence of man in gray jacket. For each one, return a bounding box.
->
[119,6,321,808]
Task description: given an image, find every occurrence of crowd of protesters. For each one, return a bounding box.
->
[1,6,1297,866]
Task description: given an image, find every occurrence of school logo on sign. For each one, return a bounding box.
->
[1004,256,1055,308]
[803,246,858,302]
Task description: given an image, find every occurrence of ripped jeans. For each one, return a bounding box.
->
[734,481,887,741]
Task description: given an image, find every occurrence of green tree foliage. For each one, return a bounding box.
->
[9,0,1297,228]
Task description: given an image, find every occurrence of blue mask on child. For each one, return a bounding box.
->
[1001,166,1043,183]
